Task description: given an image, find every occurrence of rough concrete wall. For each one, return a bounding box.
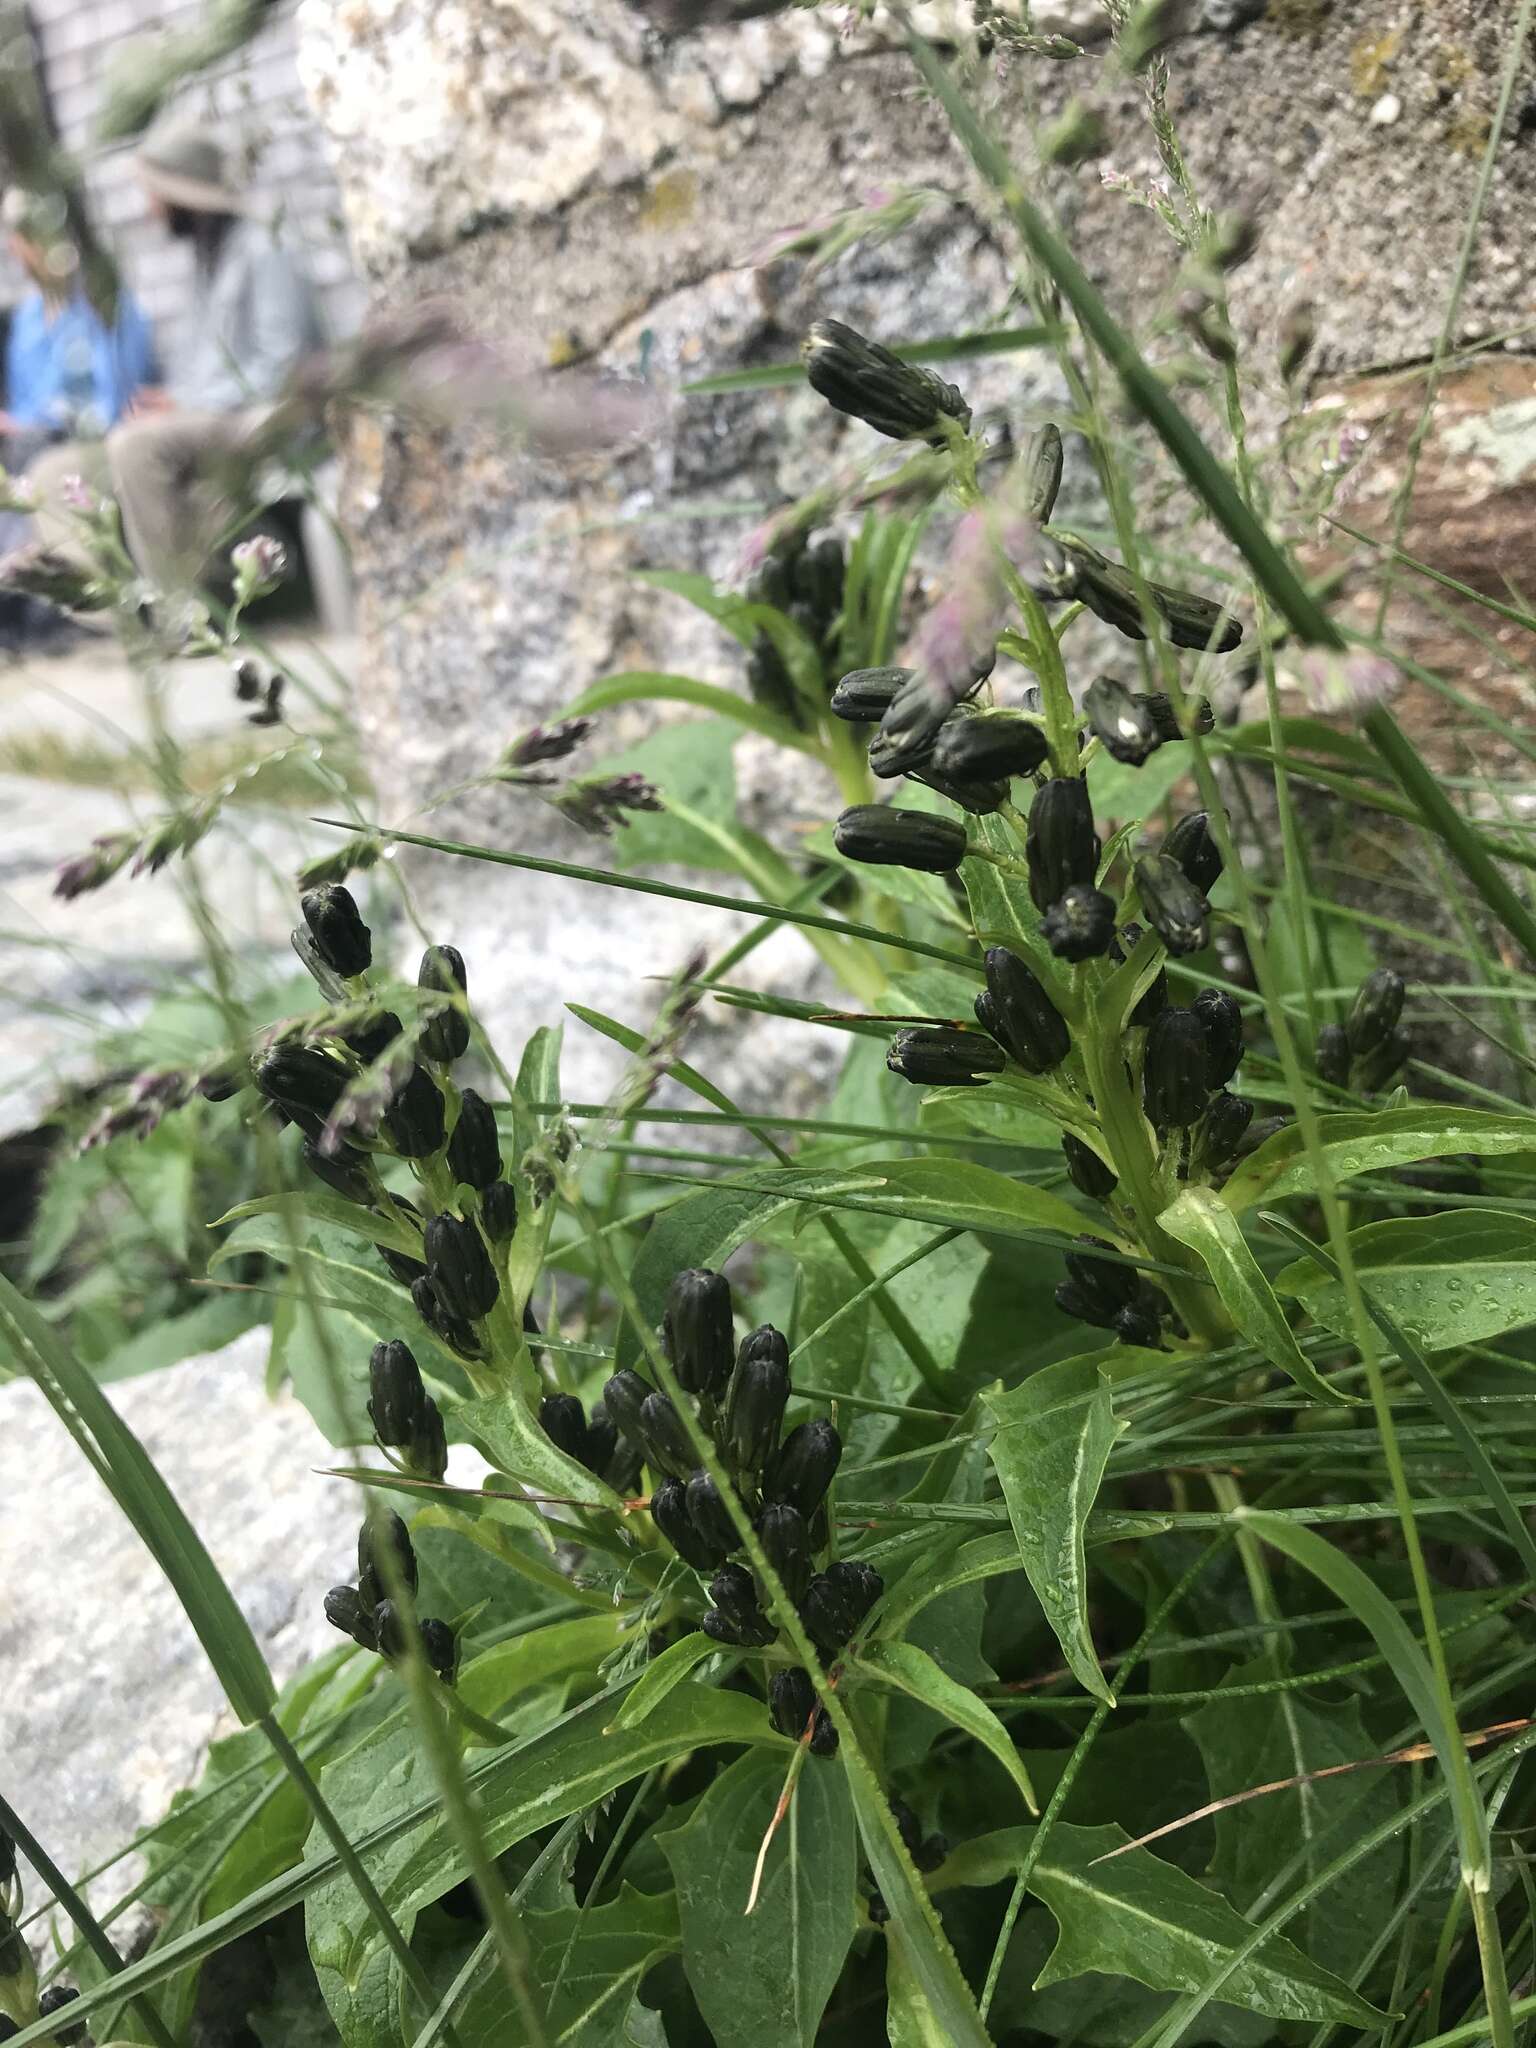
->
[294,0,1536,1090]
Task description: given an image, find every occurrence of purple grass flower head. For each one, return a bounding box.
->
[503,719,595,770]
[1298,648,1397,720]
[554,773,664,837]
[54,831,137,900]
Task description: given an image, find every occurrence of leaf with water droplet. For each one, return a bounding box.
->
[1220,1107,1536,1214]
[1274,1208,1536,1350]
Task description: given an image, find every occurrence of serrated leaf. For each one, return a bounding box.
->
[1219,1106,1536,1213]
[983,1353,1129,1703]
[1160,1187,1350,1406]
[938,1823,1387,2026]
[657,1750,855,2048]
[1274,1207,1536,1350]
[854,1639,1037,1813]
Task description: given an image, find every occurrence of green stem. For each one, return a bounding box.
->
[1078,1026,1226,1344]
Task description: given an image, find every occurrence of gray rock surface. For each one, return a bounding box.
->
[0,1328,356,1899]
[293,0,1536,1082]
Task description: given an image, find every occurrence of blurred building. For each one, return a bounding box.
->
[5,0,361,368]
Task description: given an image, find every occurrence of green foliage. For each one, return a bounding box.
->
[15,7,1536,2048]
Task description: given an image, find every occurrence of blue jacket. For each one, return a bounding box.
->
[5,287,156,436]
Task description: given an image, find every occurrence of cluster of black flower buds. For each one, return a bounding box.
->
[744,529,845,728]
[251,886,522,1368]
[368,1339,448,1480]
[324,1510,458,1683]
[541,1266,882,1755]
[831,661,1044,817]
[1316,968,1409,1096]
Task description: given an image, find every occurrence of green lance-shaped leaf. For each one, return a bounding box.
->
[1160,1187,1352,1406]
[608,1632,719,1731]
[853,1639,1038,1813]
[1274,1207,1536,1352]
[982,1355,1129,1704]
[0,1271,275,1723]
[937,1823,1387,2027]
[657,1750,857,2048]
[1219,1105,1536,1213]
[1235,1511,1491,1888]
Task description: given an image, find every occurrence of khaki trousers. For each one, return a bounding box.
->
[29,410,253,591]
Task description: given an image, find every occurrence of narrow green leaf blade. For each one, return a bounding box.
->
[1219,1105,1536,1213]
[982,1355,1132,1704]
[0,1271,275,1724]
[854,1639,1038,1813]
[1160,1187,1351,1405]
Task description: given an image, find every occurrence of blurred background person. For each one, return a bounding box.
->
[25,126,321,593]
[1,186,156,469]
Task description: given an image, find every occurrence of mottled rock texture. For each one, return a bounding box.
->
[293,0,1536,1082]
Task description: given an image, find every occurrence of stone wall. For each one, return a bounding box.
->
[294,0,1536,1093]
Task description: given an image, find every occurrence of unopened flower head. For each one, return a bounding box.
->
[231,534,288,598]
[54,830,138,900]
[503,718,595,770]
[554,773,664,837]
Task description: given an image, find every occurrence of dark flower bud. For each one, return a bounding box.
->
[424,1213,499,1321]
[1115,1302,1164,1348]
[1054,1278,1119,1330]
[1163,811,1223,894]
[651,1477,723,1570]
[831,665,912,723]
[1085,676,1160,765]
[686,1470,742,1557]
[833,805,967,874]
[325,1583,377,1651]
[418,945,471,1063]
[1062,1132,1117,1199]
[980,946,1071,1072]
[1026,777,1098,911]
[300,883,372,977]
[446,1089,502,1189]
[411,1402,448,1483]
[1358,1029,1410,1095]
[797,532,845,618]
[663,1267,735,1398]
[890,1798,948,1873]
[359,1510,418,1608]
[1237,1113,1290,1158]
[826,1557,882,1623]
[887,1026,1006,1089]
[930,711,1050,782]
[708,1561,762,1628]
[252,1041,350,1134]
[1021,419,1064,522]
[1042,882,1117,962]
[908,762,1009,817]
[344,1008,403,1065]
[1070,546,1243,652]
[702,1604,777,1648]
[1316,1023,1352,1089]
[373,1599,407,1660]
[1134,853,1211,958]
[763,1418,842,1520]
[1193,987,1244,1087]
[370,1339,428,1446]
[802,318,972,443]
[584,1409,620,1483]
[382,1064,446,1158]
[379,1234,429,1288]
[724,1326,791,1472]
[603,1370,654,1449]
[419,1617,459,1684]
[409,1274,484,1361]
[756,1502,812,1602]
[1120,922,1170,1026]
[1064,1233,1137,1310]
[1199,1090,1254,1170]
[539,1392,589,1464]
[809,1705,839,1756]
[802,1556,883,1652]
[1346,969,1405,1058]
[480,1179,519,1243]
[1143,1007,1213,1129]
[197,1057,248,1102]
[302,1137,374,1204]
[768,1664,817,1741]
[745,635,797,722]
[637,1390,695,1479]
[38,1986,85,2045]
[1139,693,1214,743]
